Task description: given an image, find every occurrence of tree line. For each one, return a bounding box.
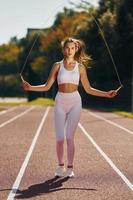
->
[0,0,132,110]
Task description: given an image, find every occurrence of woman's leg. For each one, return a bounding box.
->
[56,140,64,165]
[66,138,75,167]
[54,104,66,165]
[66,100,81,167]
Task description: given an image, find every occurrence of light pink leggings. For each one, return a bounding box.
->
[54,91,82,141]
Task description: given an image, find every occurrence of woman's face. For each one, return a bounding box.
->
[63,42,76,58]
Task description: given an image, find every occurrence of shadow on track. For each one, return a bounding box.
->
[14,176,96,199]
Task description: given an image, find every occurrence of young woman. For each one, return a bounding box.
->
[22,37,117,178]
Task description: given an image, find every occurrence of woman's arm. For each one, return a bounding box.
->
[22,62,60,92]
[80,65,117,98]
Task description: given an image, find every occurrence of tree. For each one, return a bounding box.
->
[0,43,21,75]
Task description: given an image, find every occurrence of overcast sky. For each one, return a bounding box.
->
[0,0,98,44]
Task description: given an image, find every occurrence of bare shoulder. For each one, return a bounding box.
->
[78,63,87,74]
[52,61,61,72]
[53,61,60,68]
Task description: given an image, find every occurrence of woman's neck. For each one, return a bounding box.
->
[64,57,75,64]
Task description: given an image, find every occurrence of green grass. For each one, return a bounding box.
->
[0,98,133,118]
[114,111,133,119]
[27,98,55,106]
[0,102,23,106]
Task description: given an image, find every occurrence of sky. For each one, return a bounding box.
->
[0,0,98,45]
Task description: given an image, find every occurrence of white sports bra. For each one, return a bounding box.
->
[57,60,80,85]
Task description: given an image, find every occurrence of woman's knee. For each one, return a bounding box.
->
[66,137,74,145]
[56,139,64,146]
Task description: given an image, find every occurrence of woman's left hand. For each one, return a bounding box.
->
[106,90,117,98]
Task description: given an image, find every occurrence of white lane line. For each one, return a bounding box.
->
[0,107,34,128]
[0,107,17,115]
[7,106,50,200]
[78,123,133,191]
[88,111,133,135]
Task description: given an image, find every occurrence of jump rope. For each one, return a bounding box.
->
[20,0,123,93]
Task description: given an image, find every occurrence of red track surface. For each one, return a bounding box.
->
[0,106,133,200]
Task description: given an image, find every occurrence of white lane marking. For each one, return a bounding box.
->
[7,106,50,200]
[0,107,34,128]
[88,111,133,135]
[0,107,17,115]
[78,123,133,191]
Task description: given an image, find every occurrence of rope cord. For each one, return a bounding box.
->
[20,0,123,91]
[20,0,73,76]
[90,14,123,86]
[81,0,123,90]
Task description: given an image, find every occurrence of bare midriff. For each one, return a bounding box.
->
[58,83,78,93]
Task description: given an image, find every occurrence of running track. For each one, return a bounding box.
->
[0,106,133,200]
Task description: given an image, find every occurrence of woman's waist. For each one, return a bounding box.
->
[58,83,78,93]
[55,90,81,101]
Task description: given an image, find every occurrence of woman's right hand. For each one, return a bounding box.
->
[21,80,31,91]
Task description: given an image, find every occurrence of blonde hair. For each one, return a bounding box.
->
[61,37,92,67]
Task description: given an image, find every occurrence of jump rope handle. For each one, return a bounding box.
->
[115,85,123,93]
[20,74,25,82]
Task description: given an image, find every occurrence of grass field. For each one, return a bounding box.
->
[115,111,133,119]
[0,98,133,119]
